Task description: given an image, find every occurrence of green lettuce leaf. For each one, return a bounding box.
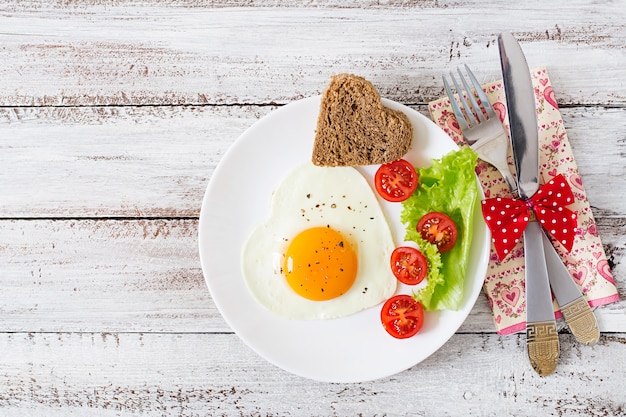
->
[400,147,479,311]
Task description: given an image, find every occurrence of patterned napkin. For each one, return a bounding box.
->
[428,66,619,335]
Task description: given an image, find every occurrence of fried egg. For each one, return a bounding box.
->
[241,162,397,320]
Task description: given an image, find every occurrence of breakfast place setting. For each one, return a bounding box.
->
[1,2,624,416]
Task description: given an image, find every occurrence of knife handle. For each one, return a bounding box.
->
[524,221,560,376]
[527,321,559,376]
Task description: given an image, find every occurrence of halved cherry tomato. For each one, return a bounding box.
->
[390,246,428,285]
[417,212,458,253]
[380,294,424,339]
[374,159,418,202]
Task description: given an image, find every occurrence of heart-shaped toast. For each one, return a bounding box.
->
[312,73,413,167]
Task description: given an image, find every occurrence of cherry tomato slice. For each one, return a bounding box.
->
[374,159,418,202]
[380,295,424,339]
[390,246,428,285]
[417,212,458,253]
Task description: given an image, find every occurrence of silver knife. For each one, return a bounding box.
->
[498,32,559,376]
[496,33,599,347]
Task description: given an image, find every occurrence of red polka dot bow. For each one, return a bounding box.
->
[481,174,578,261]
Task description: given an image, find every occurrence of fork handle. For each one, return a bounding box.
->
[472,133,518,195]
[493,160,518,195]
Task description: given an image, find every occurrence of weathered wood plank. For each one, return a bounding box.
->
[0,219,623,333]
[0,2,624,414]
[0,105,275,218]
[1,105,624,218]
[0,1,624,106]
[1,332,624,416]
[0,219,215,333]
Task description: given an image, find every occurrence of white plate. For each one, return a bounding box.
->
[198,96,490,383]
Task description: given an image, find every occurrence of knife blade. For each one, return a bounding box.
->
[498,32,559,376]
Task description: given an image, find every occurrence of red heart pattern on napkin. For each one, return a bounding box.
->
[428,66,619,335]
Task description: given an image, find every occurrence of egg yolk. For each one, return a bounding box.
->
[283,227,358,301]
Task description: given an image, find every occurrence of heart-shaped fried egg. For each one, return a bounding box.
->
[241,162,397,320]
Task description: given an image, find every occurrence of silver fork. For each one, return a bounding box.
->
[443,64,517,195]
[444,64,599,346]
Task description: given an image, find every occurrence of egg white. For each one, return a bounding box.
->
[241,161,397,320]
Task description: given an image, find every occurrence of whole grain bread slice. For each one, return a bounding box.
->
[312,73,413,167]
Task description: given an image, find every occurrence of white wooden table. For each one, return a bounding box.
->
[1,1,625,415]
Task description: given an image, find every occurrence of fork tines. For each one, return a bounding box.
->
[443,64,497,139]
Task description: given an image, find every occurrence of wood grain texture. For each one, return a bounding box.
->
[1,106,624,217]
[0,218,623,334]
[0,1,625,106]
[1,332,625,416]
[0,105,274,217]
[0,219,215,333]
[0,0,625,414]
